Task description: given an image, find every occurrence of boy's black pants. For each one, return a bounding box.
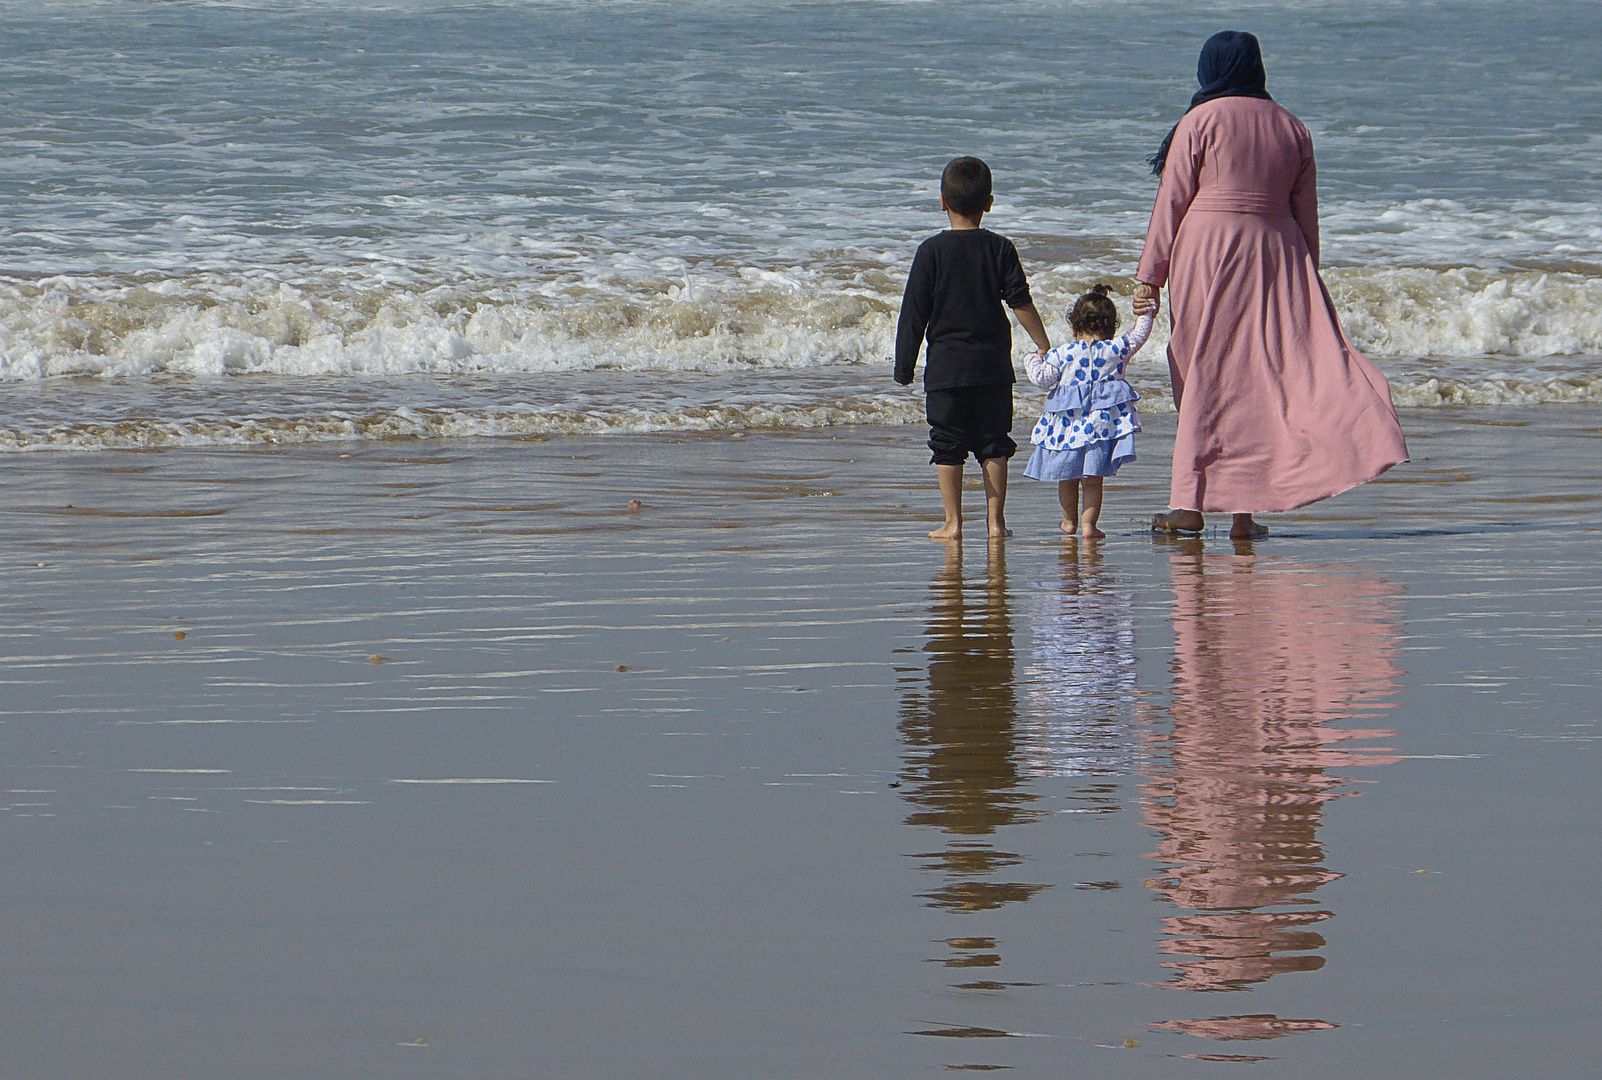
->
[926,384,1016,465]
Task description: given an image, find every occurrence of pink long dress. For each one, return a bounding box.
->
[1136,97,1408,514]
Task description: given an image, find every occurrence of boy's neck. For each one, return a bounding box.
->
[945,210,984,231]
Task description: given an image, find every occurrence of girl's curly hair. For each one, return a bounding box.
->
[1069,284,1119,340]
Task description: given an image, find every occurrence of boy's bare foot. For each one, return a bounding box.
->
[1081,525,1105,539]
[1059,519,1078,535]
[1152,510,1204,535]
[980,457,1009,541]
[932,463,964,543]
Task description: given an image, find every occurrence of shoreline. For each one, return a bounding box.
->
[5,401,1599,529]
[2,372,1601,453]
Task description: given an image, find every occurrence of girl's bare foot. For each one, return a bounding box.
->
[928,520,961,541]
[987,521,1012,539]
[1055,480,1080,538]
[1078,477,1104,539]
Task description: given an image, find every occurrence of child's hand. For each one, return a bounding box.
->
[1133,282,1160,316]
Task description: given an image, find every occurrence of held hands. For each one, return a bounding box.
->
[1132,281,1160,317]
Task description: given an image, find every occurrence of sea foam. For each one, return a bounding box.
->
[3,264,1598,389]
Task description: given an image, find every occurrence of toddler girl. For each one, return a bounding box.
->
[1023,285,1153,538]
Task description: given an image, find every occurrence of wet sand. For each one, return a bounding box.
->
[3,407,1601,1078]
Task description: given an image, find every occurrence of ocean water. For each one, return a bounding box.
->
[2,0,1599,449]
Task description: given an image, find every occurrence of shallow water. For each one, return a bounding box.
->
[2,0,1599,444]
[3,408,1599,1077]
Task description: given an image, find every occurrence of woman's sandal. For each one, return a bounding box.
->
[1152,512,1203,536]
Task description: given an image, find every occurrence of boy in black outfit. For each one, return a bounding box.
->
[895,156,1051,541]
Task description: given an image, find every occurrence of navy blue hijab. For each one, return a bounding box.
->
[1149,31,1273,176]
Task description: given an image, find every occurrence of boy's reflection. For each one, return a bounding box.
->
[1145,543,1404,1042]
[898,542,1045,935]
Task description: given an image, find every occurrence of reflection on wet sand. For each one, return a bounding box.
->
[1145,541,1405,1044]
[898,542,1047,989]
[1020,541,1139,782]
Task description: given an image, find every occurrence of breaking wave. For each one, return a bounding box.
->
[1,260,1598,451]
[3,262,1598,386]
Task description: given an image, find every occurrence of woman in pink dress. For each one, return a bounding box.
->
[1134,31,1408,539]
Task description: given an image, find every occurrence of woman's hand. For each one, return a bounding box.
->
[1133,281,1160,317]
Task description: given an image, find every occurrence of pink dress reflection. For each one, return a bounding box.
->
[1145,548,1404,1041]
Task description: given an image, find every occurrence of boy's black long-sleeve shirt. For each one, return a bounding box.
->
[894,228,1032,390]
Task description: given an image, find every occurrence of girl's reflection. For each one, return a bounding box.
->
[1020,541,1139,781]
[1145,542,1404,1042]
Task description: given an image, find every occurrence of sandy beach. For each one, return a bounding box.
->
[3,405,1599,1078]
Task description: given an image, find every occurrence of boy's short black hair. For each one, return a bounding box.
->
[941,157,992,217]
[1069,284,1120,340]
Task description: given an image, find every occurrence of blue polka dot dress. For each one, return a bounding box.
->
[1023,314,1152,482]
